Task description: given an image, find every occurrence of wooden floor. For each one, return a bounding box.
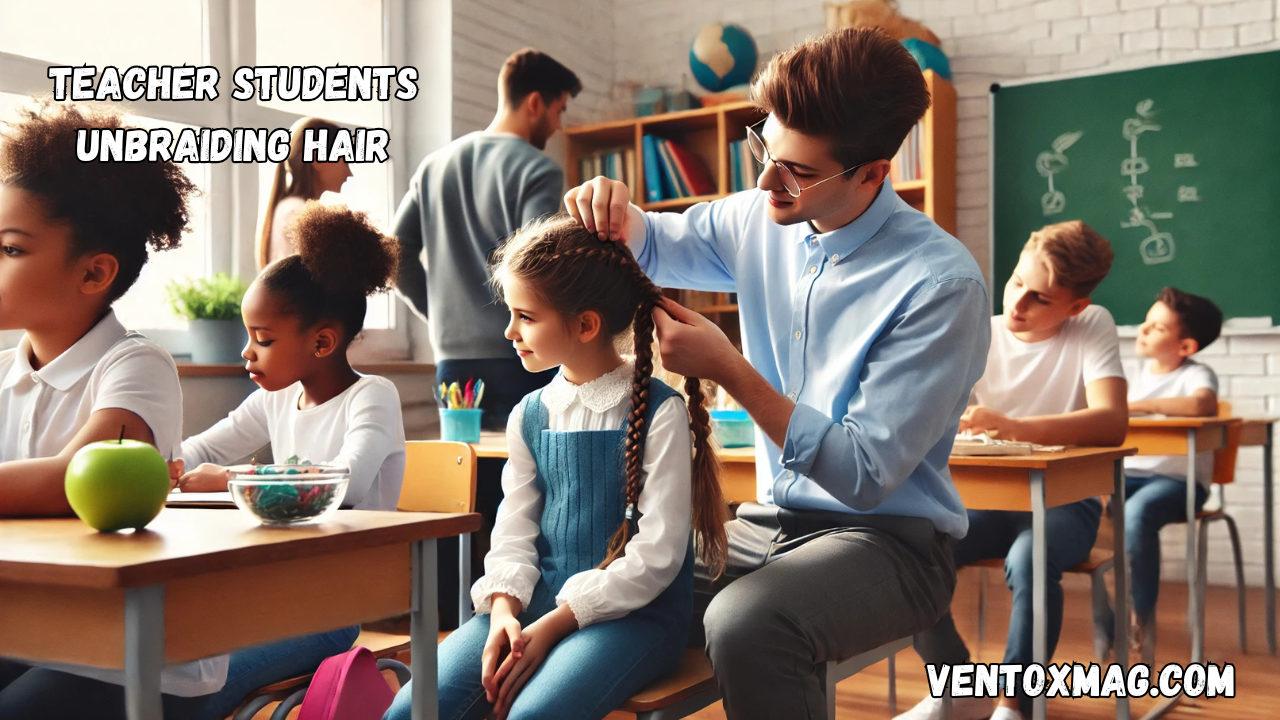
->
[250,572,1274,719]
[657,570,1274,720]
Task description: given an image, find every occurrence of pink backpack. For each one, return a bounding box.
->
[298,646,395,720]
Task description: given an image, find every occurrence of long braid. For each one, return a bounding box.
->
[684,376,729,578]
[599,285,661,568]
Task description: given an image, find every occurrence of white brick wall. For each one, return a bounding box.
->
[451,0,616,169]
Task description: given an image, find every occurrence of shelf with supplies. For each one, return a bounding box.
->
[564,71,955,342]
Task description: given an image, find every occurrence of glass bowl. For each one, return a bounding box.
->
[228,463,349,526]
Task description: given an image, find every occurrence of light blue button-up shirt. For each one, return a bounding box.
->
[635,184,990,537]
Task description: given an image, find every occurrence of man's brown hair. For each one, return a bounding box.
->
[1156,286,1223,352]
[751,27,931,168]
[1022,220,1114,298]
[499,49,582,106]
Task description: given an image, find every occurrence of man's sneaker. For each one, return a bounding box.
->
[989,706,1025,720]
[893,694,994,720]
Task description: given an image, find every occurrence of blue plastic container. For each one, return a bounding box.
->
[441,408,483,444]
[711,409,755,448]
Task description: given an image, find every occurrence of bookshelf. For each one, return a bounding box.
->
[563,70,956,344]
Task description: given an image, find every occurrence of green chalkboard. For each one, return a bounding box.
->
[992,50,1280,325]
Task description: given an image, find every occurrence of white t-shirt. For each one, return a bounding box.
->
[1125,359,1219,485]
[471,362,693,629]
[972,305,1126,417]
[0,311,228,696]
[181,375,406,511]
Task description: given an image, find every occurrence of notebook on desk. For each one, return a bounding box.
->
[952,433,1066,456]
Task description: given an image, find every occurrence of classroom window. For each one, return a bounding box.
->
[0,0,203,68]
[255,0,386,128]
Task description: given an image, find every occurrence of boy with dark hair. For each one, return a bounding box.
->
[1120,286,1223,663]
[904,220,1128,720]
[567,28,990,719]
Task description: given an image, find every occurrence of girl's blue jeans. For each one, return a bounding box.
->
[384,610,685,720]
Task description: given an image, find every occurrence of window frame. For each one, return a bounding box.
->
[0,0,413,361]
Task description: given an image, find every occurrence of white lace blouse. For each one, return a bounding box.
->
[470,362,694,628]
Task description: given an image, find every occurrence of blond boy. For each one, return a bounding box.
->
[900,221,1128,720]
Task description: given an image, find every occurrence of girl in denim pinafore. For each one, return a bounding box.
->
[384,216,729,720]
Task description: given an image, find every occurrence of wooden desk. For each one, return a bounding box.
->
[1124,417,1230,720]
[1240,418,1278,655]
[950,447,1137,720]
[0,508,480,720]
[474,431,760,504]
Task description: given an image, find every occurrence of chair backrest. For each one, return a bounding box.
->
[397,441,477,513]
[1213,401,1243,486]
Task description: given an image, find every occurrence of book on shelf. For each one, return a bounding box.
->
[729,138,762,193]
[578,147,634,187]
[656,139,687,199]
[640,135,716,202]
[892,121,924,183]
[666,140,715,196]
[641,135,664,203]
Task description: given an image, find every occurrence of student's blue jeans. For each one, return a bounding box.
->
[914,500,1100,715]
[383,610,686,720]
[193,625,359,720]
[1124,474,1209,620]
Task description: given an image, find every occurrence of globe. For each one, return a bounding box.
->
[689,24,758,93]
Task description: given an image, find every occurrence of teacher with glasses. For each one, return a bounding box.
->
[562,29,989,720]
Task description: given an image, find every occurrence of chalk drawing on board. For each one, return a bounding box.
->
[1120,100,1175,265]
[1175,153,1198,168]
[1036,131,1082,216]
[1178,186,1200,202]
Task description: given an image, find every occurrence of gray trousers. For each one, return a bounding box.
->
[693,503,956,720]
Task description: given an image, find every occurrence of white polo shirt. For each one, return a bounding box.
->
[0,310,228,696]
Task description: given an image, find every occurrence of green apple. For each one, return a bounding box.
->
[64,439,170,532]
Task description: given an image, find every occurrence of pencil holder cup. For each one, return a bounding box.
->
[441,408,483,443]
[711,410,755,448]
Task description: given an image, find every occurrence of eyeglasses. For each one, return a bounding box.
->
[745,119,869,198]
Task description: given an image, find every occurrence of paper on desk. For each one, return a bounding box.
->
[165,490,235,507]
[953,432,1066,455]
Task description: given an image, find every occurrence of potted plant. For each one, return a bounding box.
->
[166,273,249,363]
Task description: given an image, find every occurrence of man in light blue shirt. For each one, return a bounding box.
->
[566,29,990,719]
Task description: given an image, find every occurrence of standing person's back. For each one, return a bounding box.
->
[398,132,563,363]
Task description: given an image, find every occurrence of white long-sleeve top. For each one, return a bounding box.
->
[181,375,405,511]
[471,362,693,628]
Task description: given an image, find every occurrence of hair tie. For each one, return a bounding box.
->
[624,502,640,535]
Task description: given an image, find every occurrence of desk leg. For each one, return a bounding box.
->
[1266,424,1275,655]
[412,538,440,720]
[460,532,473,624]
[1186,429,1202,666]
[1031,469,1047,720]
[1113,459,1130,720]
[124,585,164,720]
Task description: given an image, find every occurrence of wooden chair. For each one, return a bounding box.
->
[227,441,478,720]
[621,637,911,720]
